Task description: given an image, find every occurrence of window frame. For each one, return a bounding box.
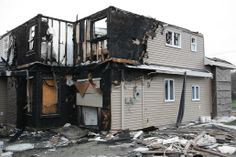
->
[192,85,200,101]
[41,78,59,116]
[165,30,181,48]
[92,17,107,39]
[191,36,197,52]
[164,79,175,102]
[28,25,36,51]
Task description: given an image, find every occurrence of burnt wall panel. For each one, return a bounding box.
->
[24,68,76,128]
[74,63,112,130]
[108,8,158,62]
[0,78,7,124]
[6,77,17,126]
[15,18,39,65]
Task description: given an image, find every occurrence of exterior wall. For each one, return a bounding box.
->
[146,26,204,69]
[213,67,232,116]
[0,33,14,64]
[6,77,17,126]
[0,78,7,124]
[232,72,236,100]
[0,36,5,61]
[111,74,212,130]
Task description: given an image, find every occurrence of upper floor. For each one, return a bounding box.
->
[74,6,205,69]
[0,14,74,67]
[146,25,204,69]
[0,6,205,70]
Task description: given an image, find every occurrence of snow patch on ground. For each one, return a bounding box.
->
[218,145,236,154]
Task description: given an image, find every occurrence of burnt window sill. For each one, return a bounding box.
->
[40,113,61,118]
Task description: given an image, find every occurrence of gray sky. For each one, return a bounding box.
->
[0,0,236,65]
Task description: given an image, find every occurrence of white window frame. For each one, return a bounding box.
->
[164,79,175,102]
[165,30,181,48]
[192,85,200,101]
[191,36,197,52]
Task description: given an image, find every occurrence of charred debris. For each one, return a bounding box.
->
[0,6,166,130]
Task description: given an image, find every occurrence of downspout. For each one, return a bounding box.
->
[25,70,30,112]
[176,72,187,128]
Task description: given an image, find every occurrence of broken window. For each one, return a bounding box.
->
[165,79,175,101]
[28,25,36,51]
[94,18,107,38]
[166,31,181,48]
[192,85,200,101]
[42,79,58,114]
[191,37,197,52]
[166,31,172,45]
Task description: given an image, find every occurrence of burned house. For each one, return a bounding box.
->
[0,15,76,128]
[73,6,213,130]
[0,6,235,131]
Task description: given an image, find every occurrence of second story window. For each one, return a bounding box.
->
[191,37,197,52]
[28,25,36,51]
[166,31,181,48]
[94,18,107,38]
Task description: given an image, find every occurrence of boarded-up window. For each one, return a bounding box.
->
[42,80,57,114]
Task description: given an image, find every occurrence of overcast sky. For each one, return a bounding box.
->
[0,0,235,65]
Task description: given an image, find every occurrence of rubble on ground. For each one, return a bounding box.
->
[0,117,236,156]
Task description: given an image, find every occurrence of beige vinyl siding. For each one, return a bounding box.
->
[146,26,204,69]
[111,86,122,130]
[6,78,17,126]
[111,74,211,130]
[123,81,143,130]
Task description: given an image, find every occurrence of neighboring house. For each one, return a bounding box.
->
[0,6,234,131]
[204,58,236,117]
[232,71,236,101]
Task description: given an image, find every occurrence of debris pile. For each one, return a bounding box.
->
[86,116,236,157]
[0,117,236,156]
